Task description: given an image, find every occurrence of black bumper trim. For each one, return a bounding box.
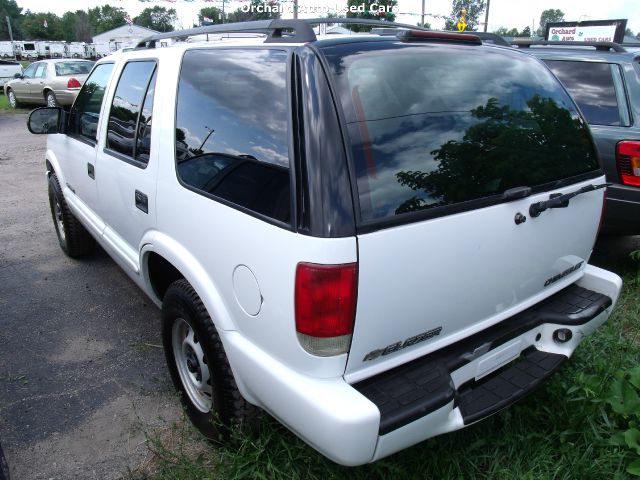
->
[352,284,611,435]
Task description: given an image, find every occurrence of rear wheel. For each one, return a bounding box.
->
[162,279,256,440]
[6,89,19,108]
[48,173,95,258]
[46,91,58,107]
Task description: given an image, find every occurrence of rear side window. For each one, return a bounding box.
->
[175,49,290,224]
[55,61,94,76]
[68,63,114,143]
[543,60,623,126]
[106,60,157,165]
[322,42,600,222]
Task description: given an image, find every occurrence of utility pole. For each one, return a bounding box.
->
[421,0,425,28]
[221,0,225,24]
[483,0,490,32]
[6,16,13,42]
[293,0,298,19]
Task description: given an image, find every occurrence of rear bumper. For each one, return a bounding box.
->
[602,184,640,235]
[221,264,621,466]
[53,90,79,106]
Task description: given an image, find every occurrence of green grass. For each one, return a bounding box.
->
[131,253,640,480]
[0,90,29,112]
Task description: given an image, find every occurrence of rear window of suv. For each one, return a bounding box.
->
[321,42,600,222]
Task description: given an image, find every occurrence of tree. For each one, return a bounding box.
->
[625,28,633,37]
[135,6,176,32]
[198,7,224,25]
[537,8,564,36]
[0,0,23,40]
[520,26,531,37]
[417,21,431,28]
[60,11,91,42]
[444,0,486,31]
[88,5,128,35]
[21,11,63,40]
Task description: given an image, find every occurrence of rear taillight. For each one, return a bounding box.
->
[67,78,81,89]
[295,262,358,357]
[617,141,640,187]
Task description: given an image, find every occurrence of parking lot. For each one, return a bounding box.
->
[0,108,639,479]
[0,111,180,479]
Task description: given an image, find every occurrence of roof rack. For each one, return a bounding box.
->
[136,18,438,48]
[512,40,626,52]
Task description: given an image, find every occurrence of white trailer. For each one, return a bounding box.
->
[49,42,68,58]
[94,42,112,59]
[0,41,14,58]
[68,42,92,59]
[18,41,48,60]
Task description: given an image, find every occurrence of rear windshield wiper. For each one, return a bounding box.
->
[529,183,610,218]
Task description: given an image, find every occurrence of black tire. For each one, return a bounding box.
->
[45,90,58,107]
[0,442,9,480]
[48,173,95,258]
[6,89,19,109]
[162,279,256,441]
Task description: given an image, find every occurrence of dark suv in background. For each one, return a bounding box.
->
[518,41,640,235]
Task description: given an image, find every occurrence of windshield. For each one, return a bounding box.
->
[321,41,600,222]
[55,61,94,76]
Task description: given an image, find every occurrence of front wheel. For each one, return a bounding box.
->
[162,279,256,440]
[48,173,95,258]
[6,89,19,109]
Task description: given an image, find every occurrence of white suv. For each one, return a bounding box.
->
[27,19,623,466]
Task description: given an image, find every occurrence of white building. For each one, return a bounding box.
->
[92,24,159,51]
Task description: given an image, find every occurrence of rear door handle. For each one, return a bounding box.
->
[135,190,148,214]
[87,163,95,179]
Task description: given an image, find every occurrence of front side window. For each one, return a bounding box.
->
[175,49,291,224]
[106,60,157,164]
[322,42,600,222]
[22,63,36,79]
[543,60,623,126]
[68,63,114,143]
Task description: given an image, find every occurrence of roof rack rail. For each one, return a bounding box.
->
[136,18,435,48]
[511,40,626,52]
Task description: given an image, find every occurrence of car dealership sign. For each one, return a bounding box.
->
[546,19,627,43]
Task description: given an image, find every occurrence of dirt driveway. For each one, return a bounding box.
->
[0,111,180,479]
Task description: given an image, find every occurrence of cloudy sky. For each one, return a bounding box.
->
[14,0,640,34]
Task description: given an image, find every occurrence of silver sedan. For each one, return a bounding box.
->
[5,59,94,108]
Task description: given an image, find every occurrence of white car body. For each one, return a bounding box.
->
[38,27,623,466]
[0,41,14,58]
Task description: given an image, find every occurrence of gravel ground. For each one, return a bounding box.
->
[0,111,180,479]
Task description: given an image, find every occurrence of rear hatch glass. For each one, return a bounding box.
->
[320,41,600,225]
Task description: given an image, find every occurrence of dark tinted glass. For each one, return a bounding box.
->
[176,49,290,224]
[543,60,621,126]
[322,42,599,222]
[106,61,156,159]
[68,63,114,142]
[135,69,156,164]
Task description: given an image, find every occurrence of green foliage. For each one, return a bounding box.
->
[134,6,176,33]
[537,8,564,36]
[605,367,640,475]
[345,0,397,32]
[0,0,22,40]
[198,7,223,26]
[88,5,128,35]
[444,0,486,31]
[21,11,65,40]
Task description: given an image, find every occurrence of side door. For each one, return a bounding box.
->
[95,59,158,273]
[57,62,115,231]
[11,62,36,100]
[30,62,47,101]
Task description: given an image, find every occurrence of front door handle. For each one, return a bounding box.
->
[87,163,94,179]
[135,190,148,214]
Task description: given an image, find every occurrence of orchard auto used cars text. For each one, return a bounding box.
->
[240,3,399,14]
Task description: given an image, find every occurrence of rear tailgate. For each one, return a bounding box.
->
[348,178,603,377]
[317,39,605,380]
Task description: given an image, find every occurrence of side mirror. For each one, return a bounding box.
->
[27,107,66,135]
[13,73,22,79]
